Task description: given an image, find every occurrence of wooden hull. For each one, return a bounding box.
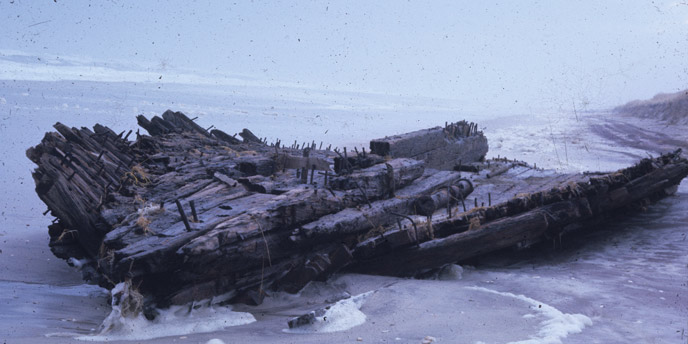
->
[26,110,688,311]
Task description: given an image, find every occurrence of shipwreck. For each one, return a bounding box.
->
[27,110,688,319]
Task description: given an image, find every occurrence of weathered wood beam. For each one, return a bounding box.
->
[329,158,425,199]
[210,129,242,144]
[239,128,263,144]
[370,121,488,170]
[292,170,462,245]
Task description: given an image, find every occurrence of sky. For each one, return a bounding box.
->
[1,0,687,113]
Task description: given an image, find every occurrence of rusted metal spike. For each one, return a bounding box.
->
[353,179,372,208]
[175,199,192,231]
[189,200,199,222]
[387,211,420,247]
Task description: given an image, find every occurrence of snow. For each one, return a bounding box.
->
[77,305,255,341]
[77,283,255,341]
[467,287,592,344]
[284,292,372,334]
[206,339,226,344]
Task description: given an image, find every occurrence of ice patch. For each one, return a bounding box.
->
[437,264,464,280]
[66,257,90,269]
[0,96,6,104]
[137,202,165,216]
[76,282,255,341]
[206,339,226,344]
[285,292,372,333]
[467,286,592,344]
[77,304,255,341]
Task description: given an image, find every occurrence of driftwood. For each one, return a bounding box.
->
[27,110,688,316]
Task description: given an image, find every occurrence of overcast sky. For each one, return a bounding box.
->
[2,0,687,112]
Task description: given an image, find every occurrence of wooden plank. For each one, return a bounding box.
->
[294,170,463,244]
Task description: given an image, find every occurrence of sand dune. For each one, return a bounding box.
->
[614,89,688,125]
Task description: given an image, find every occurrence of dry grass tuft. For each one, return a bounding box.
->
[239,150,258,156]
[135,214,152,234]
[221,146,239,157]
[132,195,162,235]
[468,217,481,231]
[118,279,145,318]
[56,229,78,242]
[123,164,151,187]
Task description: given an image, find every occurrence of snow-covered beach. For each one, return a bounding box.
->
[2,1,688,342]
[1,78,686,343]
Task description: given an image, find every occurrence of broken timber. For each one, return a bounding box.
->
[26,111,688,316]
[370,120,488,170]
